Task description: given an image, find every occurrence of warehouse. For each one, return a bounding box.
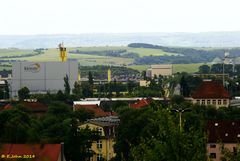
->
[11,60,78,97]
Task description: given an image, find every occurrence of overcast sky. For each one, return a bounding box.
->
[0,0,239,35]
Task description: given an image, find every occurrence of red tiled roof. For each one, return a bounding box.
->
[3,102,48,112]
[192,80,230,99]
[0,144,62,161]
[74,104,115,117]
[130,98,152,109]
[207,120,240,143]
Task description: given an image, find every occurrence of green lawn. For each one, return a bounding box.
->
[129,64,203,73]
[127,48,180,57]
[0,49,35,57]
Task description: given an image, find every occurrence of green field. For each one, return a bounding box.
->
[0,46,205,73]
[0,49,35,57]
[129,64,203,73]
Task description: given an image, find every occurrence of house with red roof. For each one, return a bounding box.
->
[73,101,116,117]
[192,80,230,108]
[2,102,48,117]
[207,120,240,161]
[0,144,65,161]
[129,98,152,109]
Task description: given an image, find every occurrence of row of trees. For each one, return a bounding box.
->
[113,98,240,161]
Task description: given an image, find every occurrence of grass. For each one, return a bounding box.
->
[127,48,180,57]
[1,48,134,66]
[129,64,204,73]
[0,49,35,57]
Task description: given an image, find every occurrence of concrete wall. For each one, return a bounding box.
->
[11,60,78,97]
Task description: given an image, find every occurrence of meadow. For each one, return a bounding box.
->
[0,46,205,73]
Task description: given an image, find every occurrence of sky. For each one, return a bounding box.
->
[0,0,240,35]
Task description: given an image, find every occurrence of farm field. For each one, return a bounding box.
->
[0,46,209,73]
[129,64,204,73]
[0,49,36,57]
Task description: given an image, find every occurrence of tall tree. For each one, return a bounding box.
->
[198,65,210,74]
[64,75,70,95]
[180,76,190,97]
[4,80,9,99]
[72,81,82,98]
[18,87,30,101]
[88,71,94,86]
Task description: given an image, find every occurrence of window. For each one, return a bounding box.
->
[207,100,211,105]
[97,127,103,136]
[212,100,216,105]
[97,140,102,149]
[196,100,200,104]
[218,100,222,105]
[223,100,227,105]
[210,144,216,148]
[210,153,216,159]
[202,100,205,105]
[97,154,103,161]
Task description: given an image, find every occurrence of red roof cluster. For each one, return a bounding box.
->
[0,144,63,161]
[74,104,116,117]
[130,98,152,109]
[207,120,240,143]
[3,102,48,112]
[192,80,230,99]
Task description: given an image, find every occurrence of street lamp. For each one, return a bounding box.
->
[171,107,191,132]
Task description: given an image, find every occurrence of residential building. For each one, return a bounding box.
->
[0,144,65,161]
[73,101,115,117]
[192,80,230,108]
[146,64,173,78]
[2,101,48,117]
[79,116,120,161]
[207,120,240,161]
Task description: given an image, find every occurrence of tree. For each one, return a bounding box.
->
[64,75,70,95]
[114,105,207,161]
[127,79,135,94]
[72,81,82,99]
[221,144,240,161]
[18,87,30,101]
[180,76,190,97]
[88,71,94,86]
[198,65,210,74]
[4,80,9,99]
[81,82,93,98]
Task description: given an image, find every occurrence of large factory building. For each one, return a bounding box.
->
[11,60,78,97]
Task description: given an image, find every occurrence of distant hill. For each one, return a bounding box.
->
[1,32,240,48]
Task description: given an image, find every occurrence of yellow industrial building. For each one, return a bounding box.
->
[79,116,120,161]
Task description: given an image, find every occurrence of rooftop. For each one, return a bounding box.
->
[207,120,240,143]
[192,80,230,99]
[0,144,63,161]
